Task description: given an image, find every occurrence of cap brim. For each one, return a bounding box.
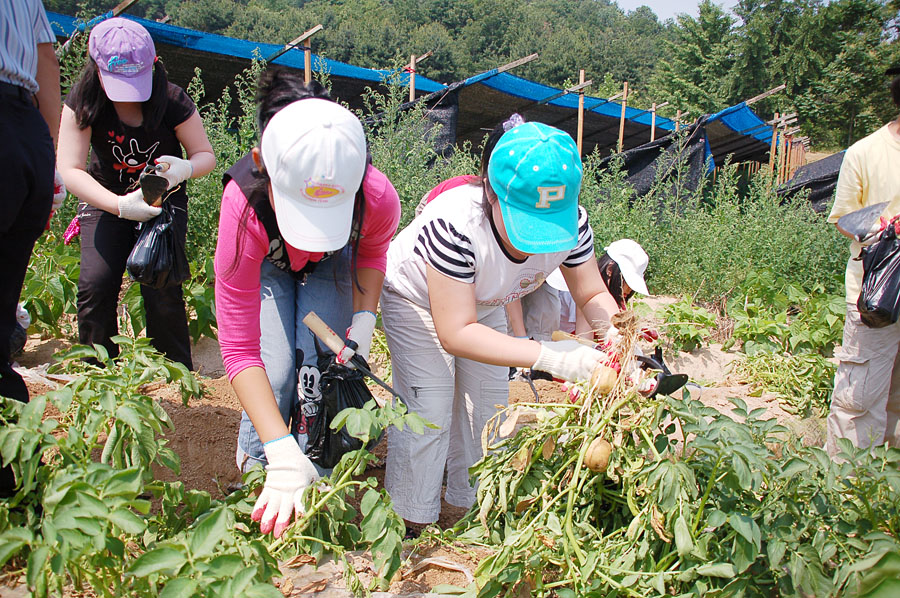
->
[499,201,578,254]
[621,269,649,295]
[98,69,152,102]
[271,186,354,252]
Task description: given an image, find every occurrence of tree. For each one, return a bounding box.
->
[648,0,736,116]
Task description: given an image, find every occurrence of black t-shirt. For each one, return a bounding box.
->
[65,83,196,201]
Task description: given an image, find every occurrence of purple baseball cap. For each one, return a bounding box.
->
[88,18,155,102]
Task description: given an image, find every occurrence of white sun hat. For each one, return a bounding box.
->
[260,99,367,252]
[605,239,649,295]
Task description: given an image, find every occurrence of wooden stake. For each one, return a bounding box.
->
[577,69,585,154]
[768,112,779,172]
[617,81,629,152]
[649,101,667,142]
[745,83,786,106]
[675,109,681,132]
[406,50,433,102]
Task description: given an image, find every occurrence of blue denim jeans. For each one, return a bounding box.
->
[236,249,352,473]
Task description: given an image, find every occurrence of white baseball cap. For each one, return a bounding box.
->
[605,239,649,295]
[260,99,367,252]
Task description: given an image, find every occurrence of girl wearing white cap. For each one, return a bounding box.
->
[551,239,650,338]
[57,18,215,368]
[381,119,619,533]
[214,70,400,538]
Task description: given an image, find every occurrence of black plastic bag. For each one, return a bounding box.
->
[125,201,189,289]
[305,350,382,469]
[857,224,900,328]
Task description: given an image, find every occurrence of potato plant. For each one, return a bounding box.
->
[0,339,421,597]
[441,328,900,597]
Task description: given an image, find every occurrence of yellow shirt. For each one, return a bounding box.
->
[827,123,900,301]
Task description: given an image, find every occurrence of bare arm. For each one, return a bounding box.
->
[231,367,289,443]
[57,106,122,214]
[427,265,541,367]
[173,110,216,177]
[353,267,385,313]
[34,42,60,148]
[562,260,619,338]
[505,299,527,337]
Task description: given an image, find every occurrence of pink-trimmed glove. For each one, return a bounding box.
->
[155,155,193,189]
[532,340,606,383]
[337,310,377,365]
[52,169,67,211]
[252,435,320,538]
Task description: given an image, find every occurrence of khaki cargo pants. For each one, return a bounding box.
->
[825,303,900,456]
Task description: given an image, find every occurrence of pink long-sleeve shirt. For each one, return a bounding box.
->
[214,164,400,380]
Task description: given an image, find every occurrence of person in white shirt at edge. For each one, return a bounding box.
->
[381,118,619,534]
[825,66,900,457]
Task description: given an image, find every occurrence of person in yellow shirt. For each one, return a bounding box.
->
[825,67,900,456]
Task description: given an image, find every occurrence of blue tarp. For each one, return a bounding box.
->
[707,102,773,143]
[46,11,446,93]
[470,71,676,132]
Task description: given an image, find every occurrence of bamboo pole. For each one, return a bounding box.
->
[617,81,629,152]
[675,109,681,132]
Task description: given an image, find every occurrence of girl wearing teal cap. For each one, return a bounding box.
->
[381,119,619,533]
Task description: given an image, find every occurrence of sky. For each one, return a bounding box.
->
[614,1,739,21]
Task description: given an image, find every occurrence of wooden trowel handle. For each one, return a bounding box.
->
[303,311,347,355]
[551,330,595,347]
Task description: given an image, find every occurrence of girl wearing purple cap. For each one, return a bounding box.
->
[381,119,619,535]
[57,18,215,368]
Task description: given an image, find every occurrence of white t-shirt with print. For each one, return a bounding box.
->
[385,182,595,317]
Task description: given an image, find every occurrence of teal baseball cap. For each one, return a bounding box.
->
[487,122,583,254]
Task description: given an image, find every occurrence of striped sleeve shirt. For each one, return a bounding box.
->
[414,205,594,282]
[0,1,56,93]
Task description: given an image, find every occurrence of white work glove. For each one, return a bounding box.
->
[532,340,606,383]
[117,189,161,222]
[52,169,67,211]
[251,435,320,538]
[337,310,377,365]
[154,155,193,190]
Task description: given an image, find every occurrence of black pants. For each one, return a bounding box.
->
[0,92,53,495]
[77,196,193,369]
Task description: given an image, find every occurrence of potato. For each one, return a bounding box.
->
[590,364,618,395]
[584,437,612,473]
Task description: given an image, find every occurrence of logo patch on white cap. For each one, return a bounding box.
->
[303,180,345,202]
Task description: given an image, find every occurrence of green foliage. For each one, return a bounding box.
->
[185,60,262,262]
[21,232,80,338]
[361,69,477,229]
[733,352,836,417]
[583,141,846,304]
[0,337,416,596]
[183,258,218,344]
[725,276,845,356]
[454,386,900,597]
[661,296,718,352]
